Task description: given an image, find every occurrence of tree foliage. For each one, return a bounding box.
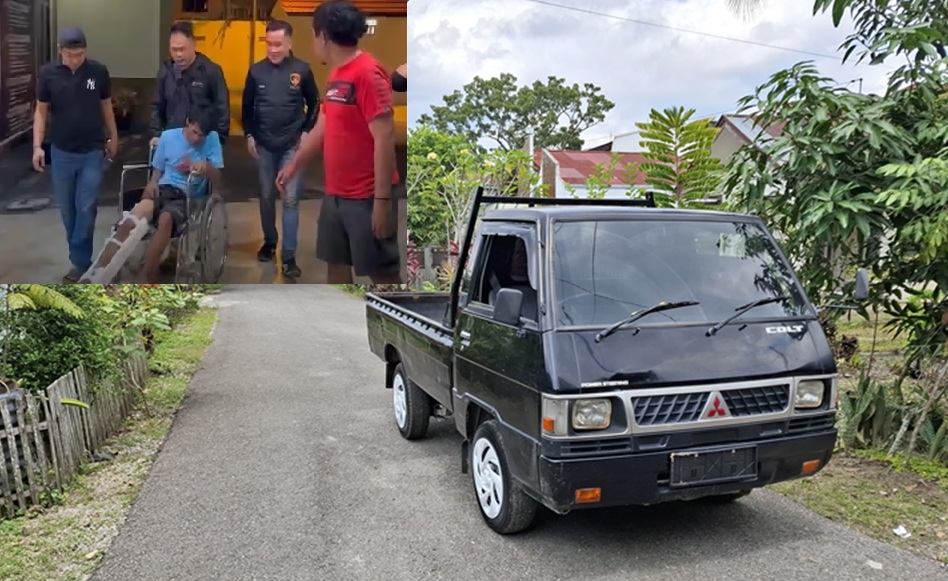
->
[635,107,724,208]
[408,126,545,247]
[725,0,948,341]
[417,73,614,150]
[723,0,948,463]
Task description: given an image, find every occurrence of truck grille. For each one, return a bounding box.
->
[632,384,790,426]
[633,392,709,426]
[788,413,836,434]
[722,384,790,417]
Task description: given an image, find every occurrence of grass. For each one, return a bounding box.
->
[0,307,217,581]
[836,311,908,353]
[771,451,948,565]
[335,284,367,297]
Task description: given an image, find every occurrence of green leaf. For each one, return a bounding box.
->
[60,398,89,410]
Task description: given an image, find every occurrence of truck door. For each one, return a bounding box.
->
[454,226,545,442]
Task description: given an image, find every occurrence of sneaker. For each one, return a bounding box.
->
[282,259,301,278]
[257,244,274,262]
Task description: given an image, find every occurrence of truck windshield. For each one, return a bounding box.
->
[552,219,812,328]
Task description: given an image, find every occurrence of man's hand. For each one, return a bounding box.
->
[372,198,390,239]
[105,139,118,161]
[32,147,45,172]
[143,182,158,200]
[149,137,159,149]
[191,160,208,176]
[247,136,258,160]
[276,159,299,195]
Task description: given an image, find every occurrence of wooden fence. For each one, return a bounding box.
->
[0,353,148,518]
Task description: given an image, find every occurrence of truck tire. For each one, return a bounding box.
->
[470,420,538,534]
[392,363,430,440]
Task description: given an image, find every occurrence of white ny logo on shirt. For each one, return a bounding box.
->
[86,78,95,90]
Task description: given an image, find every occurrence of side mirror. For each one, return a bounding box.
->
[854,268,869,302]
[493,288,523,326]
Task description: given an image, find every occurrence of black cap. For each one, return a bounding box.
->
[58,27,87,49]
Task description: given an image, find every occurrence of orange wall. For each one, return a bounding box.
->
[180,8,405,141]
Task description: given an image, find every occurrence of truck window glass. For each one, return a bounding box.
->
[471,234,539,322]
[552,219,810,328]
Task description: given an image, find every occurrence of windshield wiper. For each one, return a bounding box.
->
[594,300,700,343]
[706,296,790,337]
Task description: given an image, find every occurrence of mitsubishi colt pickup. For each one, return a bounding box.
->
[365,188,867,534]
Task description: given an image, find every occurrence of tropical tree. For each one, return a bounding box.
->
[635,107,724,208]
[417,73,614,150]
[1,284,84,378]
[723,0,948,462]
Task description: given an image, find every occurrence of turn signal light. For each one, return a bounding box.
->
[801,460,821,475]
[542,417,555,432]
[575,488,601,504]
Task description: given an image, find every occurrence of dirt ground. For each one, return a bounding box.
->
[771,451,948,565]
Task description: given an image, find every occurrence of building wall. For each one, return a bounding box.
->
[711,126,745,164]
[56,0,161,79]
[611,131,644,153]
[270,7,406,107]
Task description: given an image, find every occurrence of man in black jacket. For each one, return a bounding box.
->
[150,22,229,148]
[241,19,318,277]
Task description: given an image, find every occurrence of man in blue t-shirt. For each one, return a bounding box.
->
[138,106,223,281]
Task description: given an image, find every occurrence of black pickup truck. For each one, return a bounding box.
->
[366,189,867,534]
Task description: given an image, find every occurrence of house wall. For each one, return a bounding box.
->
[711,125,746,164]
[270,5,406,145]
[612,131,644,152]
[55,0,174,131]
[57,0,161,79]
[540,149,559,198]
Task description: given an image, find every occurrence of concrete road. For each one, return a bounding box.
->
[91,286,948,581]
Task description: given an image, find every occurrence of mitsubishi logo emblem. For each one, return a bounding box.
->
[704,392,730,419]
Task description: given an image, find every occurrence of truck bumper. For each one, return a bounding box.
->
[536,430,836,514]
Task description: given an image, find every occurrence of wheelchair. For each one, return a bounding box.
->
[113,151,228,283]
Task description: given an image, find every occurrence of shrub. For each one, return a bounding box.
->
[2,286,121,392]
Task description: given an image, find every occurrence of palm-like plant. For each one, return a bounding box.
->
[725,0,766,19]
[1,284,84,378]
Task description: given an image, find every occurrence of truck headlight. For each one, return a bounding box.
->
[572,399,612,430]
[795,380,824,409]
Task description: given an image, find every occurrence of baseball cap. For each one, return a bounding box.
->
[58,27,87,49]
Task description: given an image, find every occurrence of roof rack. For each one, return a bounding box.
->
[478,190,656,208]
[448,187,655,326]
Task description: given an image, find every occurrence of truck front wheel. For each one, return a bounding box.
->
[470,420,538,534]
[392,363,430,440]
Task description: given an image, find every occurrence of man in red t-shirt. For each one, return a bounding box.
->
[277,0,401,284]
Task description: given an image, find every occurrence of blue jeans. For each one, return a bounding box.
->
[257,145,301,262]
[50,146,104,271]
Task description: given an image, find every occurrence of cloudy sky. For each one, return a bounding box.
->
[408,0,899,146]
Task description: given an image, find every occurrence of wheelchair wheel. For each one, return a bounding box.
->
[173,233,200,283]
[200,196,228,282]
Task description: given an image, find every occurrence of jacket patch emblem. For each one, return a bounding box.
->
[290,72,301,87]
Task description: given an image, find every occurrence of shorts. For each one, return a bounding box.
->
[316,188,402,277]
[152,185,188,237]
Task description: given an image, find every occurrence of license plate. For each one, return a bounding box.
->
[670,445,757,487]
